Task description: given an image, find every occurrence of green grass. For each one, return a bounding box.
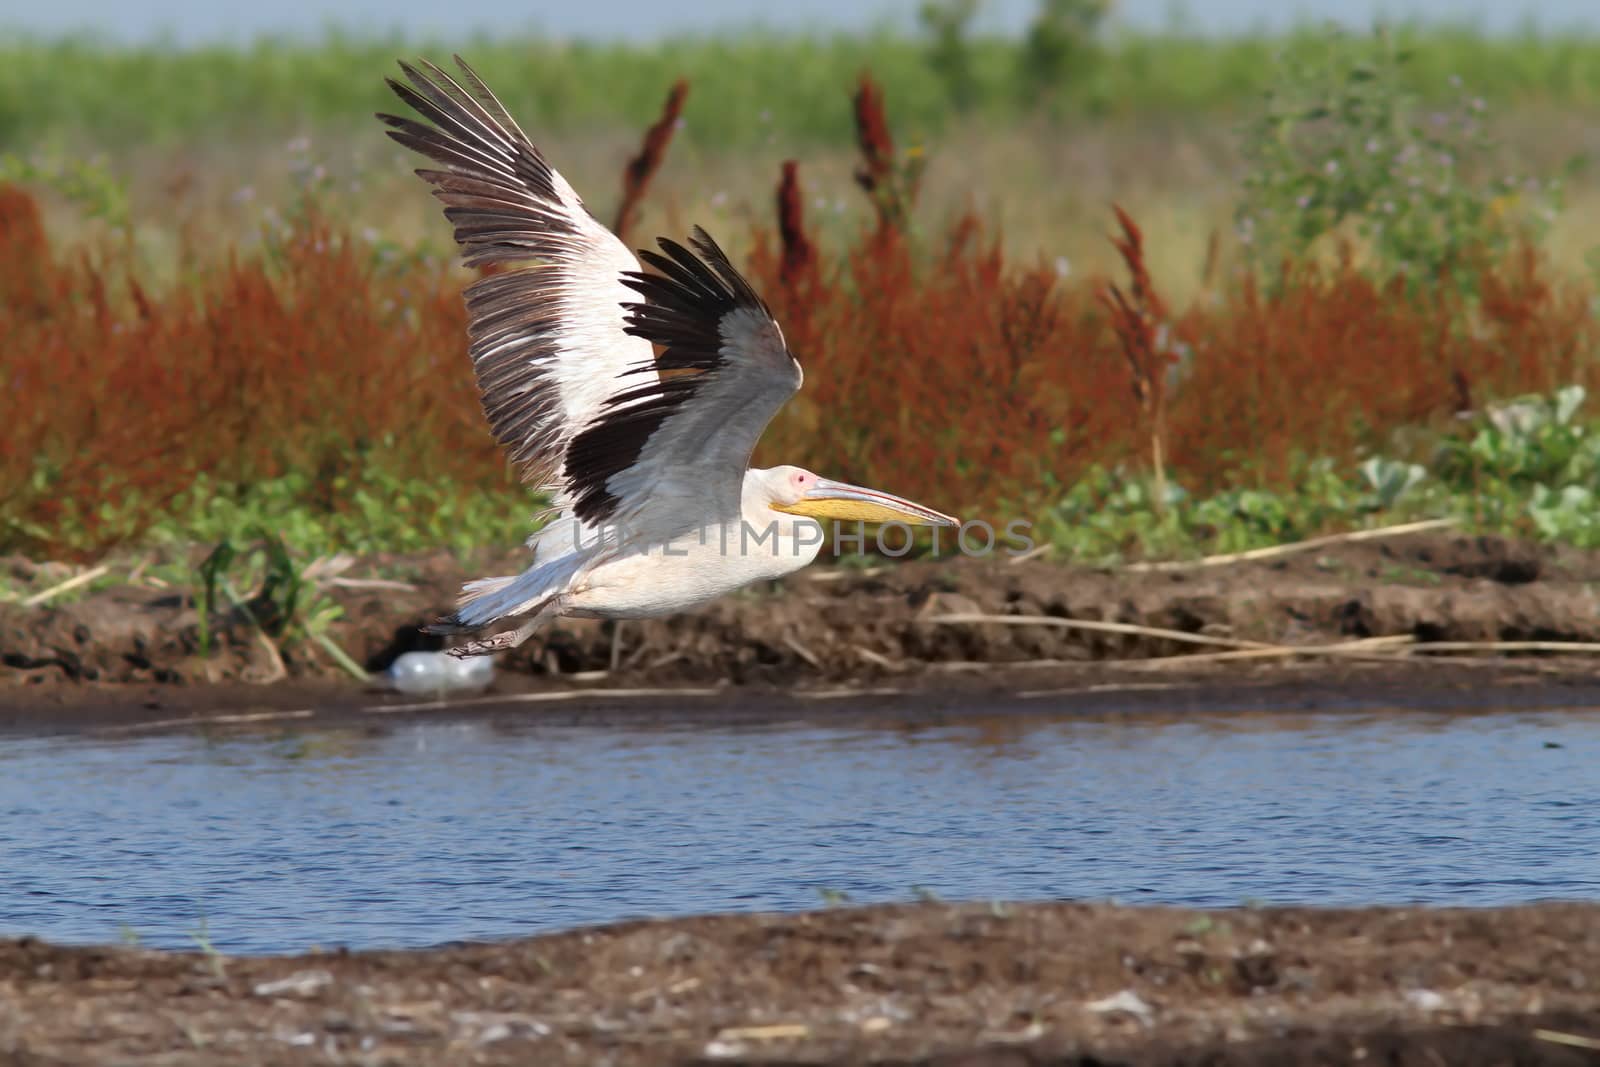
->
[5,23,1600,151]
[142,469,538,560]
[1034,387,1600,563]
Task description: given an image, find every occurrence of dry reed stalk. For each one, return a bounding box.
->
[363,686,723,716]
[613,78,689,244]
[1408,641,1600,655]
[95,709,318,736]
[20,564,111,607]
[250,629,289,685]
[932,659,1084,673]
[924,613,1273,651]
[1534,1031,1600,1052]
[715,1024,811,1043]
[1124,518,1459,572]
[795,686,915,700]
[1126,635,1417,668]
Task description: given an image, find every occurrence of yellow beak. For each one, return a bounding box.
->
[773,478,959,526]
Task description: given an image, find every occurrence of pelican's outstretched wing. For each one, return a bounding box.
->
[378,56,800,545]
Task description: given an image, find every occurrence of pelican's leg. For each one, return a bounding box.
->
[609,620,624,673]
[447,599,562,659]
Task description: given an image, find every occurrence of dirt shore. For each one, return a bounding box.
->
[7,530,1600,711]
[4,901,1598,1065]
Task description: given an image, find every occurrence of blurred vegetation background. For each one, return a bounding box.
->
[5,3,1600,589]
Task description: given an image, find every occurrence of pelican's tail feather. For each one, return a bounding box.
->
[424,551,587,637]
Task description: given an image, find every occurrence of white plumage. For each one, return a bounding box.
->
[379,56,956,656]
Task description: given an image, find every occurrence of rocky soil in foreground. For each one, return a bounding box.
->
[3,901,1597,1066]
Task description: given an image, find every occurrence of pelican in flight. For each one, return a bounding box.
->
[379,57,957,657]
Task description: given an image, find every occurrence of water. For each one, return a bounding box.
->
[3,705,1597,954]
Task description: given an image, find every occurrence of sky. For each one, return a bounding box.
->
[5,0,1597,45]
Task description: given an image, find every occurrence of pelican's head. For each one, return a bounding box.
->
[759,466,959,527]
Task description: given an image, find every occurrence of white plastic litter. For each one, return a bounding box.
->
[384,650,495,694]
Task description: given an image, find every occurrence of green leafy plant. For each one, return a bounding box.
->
[1358,457,1428,511]
[1529,484,1600,546]
[1427,384,1600,540]
[1019,0,1113,104]
[0,152,130,232]
[192,532,366,679]
[1435,385,1593,489]
[918,0,984,110]
[146,470,535,560]
[1235,26,1561,294]
[188,914,227,978]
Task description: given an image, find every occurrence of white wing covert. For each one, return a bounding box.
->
[379,56,801,549]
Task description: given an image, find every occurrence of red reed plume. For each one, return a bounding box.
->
[776,160,816,287]
[613,79,690,244]
[1100,204,1175,510]
[851,73,922,245]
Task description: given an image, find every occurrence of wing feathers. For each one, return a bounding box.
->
[382,56,800,540]
[620,229,785,376]
[380,55,647,490]
[555,230,799,524]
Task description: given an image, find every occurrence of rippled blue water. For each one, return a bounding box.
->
[3,705,1597,954]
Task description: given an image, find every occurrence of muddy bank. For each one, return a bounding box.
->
[7,531,1600,697]
[3,901,1598,1065]
[9,655,1600,736]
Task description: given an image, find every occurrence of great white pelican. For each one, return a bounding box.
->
[379,57,958,657]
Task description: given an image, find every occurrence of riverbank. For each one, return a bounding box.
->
[3,900,1597,1065]
[7,530,1600,706]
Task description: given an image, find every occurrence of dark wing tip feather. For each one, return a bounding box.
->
[688,226,768,311]
[621,227,767,314]
[421,614,462,635]
[687,224,725,260]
